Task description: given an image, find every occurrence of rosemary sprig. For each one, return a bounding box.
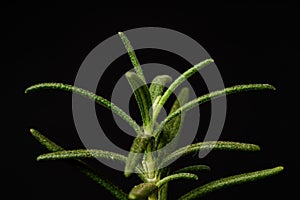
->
[26,31,282,200]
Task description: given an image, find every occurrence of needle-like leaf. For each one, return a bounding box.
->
[157,87,189,151]
[178,166,284,200]
[153,59,214,121]
[29,129,128,200]
[37,149,127,162]
[126,72,152,129]
[173,165,211,174]
[118,32,146,83]
[160,141,260,168]
[149,75,172,102]
[25,83,143,136]
[29,128,64,152]
[156,173,198,188]
[156,84,275,136]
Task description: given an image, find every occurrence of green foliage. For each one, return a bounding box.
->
[173,165,211,174]
[155,84,275,137]
[149,75,172,102]
[157,87,189,152]
[37,149,127,162]
[152,59,214,122]
[160,141,260,168]
[156,173,198,188]
[25,83,143,136]
[178,166,284,200]
[29,129,128,200]
[118,32,146,83]
[126,72,152,130]
[26,32,283,200]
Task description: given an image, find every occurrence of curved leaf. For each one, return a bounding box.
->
[29,129,128,200]
[173,165,211,174]
[118,32,145,82]
[155,84,275,136]
[157,87,189,150]
[156,173,198,188]
[178,166,284,200]
[153,59,214,121]
[29,128,64,152]
[25,83,143,136]
[126,72,152,129]
[160,141,260,168]
[37,149,127,163]
[149,75,172,102]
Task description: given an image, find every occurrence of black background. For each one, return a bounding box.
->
[3,3,298,200]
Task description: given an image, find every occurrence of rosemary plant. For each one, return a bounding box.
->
[26,32,283,200]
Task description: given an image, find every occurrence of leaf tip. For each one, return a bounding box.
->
[36,155,42,161]
[24,86,32,94]
[125,71,135,78]
[207,58,214,63]
[276,166,284,172]
[29,128,38,135]
[258,84,276,91]
[268,84,276,90]
[128,193,136,200]
[124,171,131,178]
[253,144,261,151]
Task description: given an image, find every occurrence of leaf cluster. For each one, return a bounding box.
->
[26,32,283,200]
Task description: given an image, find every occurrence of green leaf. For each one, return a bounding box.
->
[178,166,284,200]
[128,183,158,200]
[149,75,172,102]
[157,87,189,150]
[156,173,198,188]
[125,136,154,177]
[153,59,214,121]
[29,129,128,200]
[173,165,211,174]
[37,149,127,163]
[156,84,275,136]
[25,83,143,136]
[160,141,260,168]
[29,128,64,152]
[118,32,146,83]
[126,72,152,129]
